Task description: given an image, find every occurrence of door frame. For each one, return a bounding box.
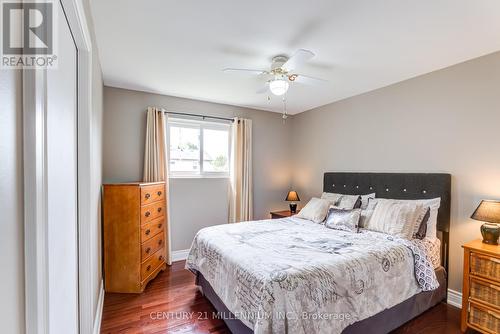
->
[23,0,95,333]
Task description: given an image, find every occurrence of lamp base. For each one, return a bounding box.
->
[289,203,297,214]
[481,223,500,245]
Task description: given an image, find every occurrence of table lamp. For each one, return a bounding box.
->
[471,200,500,245]
[285,190,300,213]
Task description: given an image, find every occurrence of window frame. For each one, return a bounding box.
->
[166,117,231,178]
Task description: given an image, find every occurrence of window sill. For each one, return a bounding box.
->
[169,174,230,179]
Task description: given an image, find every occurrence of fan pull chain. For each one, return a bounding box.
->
[282,95,288,123]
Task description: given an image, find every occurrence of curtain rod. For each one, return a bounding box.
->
[162,110,235,122]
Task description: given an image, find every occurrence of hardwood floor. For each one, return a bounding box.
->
[101,261,474,334]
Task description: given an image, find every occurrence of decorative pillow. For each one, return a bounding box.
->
[296,197,330,223]
[383,198,441,239]
[325,208,361,232]
[359,193,376,210]
[322,192,375,209]
[359,198,378,228]
[366,199,426,239]
[414,207,430,239]
[321,192,343,206]
[336,195,362,210]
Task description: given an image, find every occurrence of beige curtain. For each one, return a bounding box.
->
[229,117,253,223]
[143,107,172,264]
[143,107,166,182]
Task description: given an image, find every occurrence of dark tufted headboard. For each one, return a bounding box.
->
[323,172,451,271]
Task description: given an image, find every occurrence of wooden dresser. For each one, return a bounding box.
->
[103,181,168,293]
[461,239,500,333]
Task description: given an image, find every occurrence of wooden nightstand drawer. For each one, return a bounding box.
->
[471,252,500,283]
[470,276,500,308]
[469,301,500,334]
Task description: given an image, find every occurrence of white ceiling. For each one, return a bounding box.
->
[91,0,500,114]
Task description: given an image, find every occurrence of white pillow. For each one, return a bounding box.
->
[296,198,330,223]
[364,197,441,239]
[366,199,426,239]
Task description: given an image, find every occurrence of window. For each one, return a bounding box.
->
[167,118,230,177]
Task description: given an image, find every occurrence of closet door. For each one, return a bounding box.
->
[46,1,79,332]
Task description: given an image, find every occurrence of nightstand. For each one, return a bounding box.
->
[270,210,299,219]
[461,239,500,333]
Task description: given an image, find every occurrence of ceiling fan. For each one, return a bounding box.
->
[223,49,326,97]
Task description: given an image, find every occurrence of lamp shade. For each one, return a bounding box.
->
[285,191,300,202]
[269,79,289,96]
[471,200,500,224]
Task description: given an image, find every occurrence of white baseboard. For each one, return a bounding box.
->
[447,289,462,309]
[172,249,190,262]
[92,280,105,334]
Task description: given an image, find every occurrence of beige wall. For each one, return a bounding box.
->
[291,51,500,293]
[0,67,24,334]
[103,86,293,251]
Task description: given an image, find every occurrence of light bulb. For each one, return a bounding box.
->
[269,79,289,96]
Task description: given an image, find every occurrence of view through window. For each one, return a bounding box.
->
[167,118,230,177]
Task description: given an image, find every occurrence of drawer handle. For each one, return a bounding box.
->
[159,255,163,261]
[158,239,162,245]
[145,229,151,235]
[157,191,162,196]
[145,211,151,217]
[146,265,151,271]
[145,193,151,199]
[145,247,151,254]
[157,207,162,213]
[157,223,162,229]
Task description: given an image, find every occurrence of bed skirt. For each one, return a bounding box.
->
[195,266,447,334]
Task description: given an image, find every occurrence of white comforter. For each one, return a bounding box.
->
[186,217,438,334]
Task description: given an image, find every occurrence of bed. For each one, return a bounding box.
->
[186,172,451,334]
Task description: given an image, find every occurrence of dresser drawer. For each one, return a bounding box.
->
[141,247,165,279]
[141,216,165,242]
[140,201,165,223]
[469,301,500,334]
[140,184,165,205]
[470,276,500,309]
[471,252,500,283]
[141,230,165,260]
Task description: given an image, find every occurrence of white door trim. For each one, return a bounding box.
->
[23,0,95,333]
[23,64,50,334]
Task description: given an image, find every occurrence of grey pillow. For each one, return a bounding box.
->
[414,207,430,239]
[325,208,361,232]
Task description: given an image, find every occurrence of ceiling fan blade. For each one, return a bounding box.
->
[292,74,327,85]
[282,49,315,72]
[222,68,267,75]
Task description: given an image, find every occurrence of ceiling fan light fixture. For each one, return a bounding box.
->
[269,78,289,96]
